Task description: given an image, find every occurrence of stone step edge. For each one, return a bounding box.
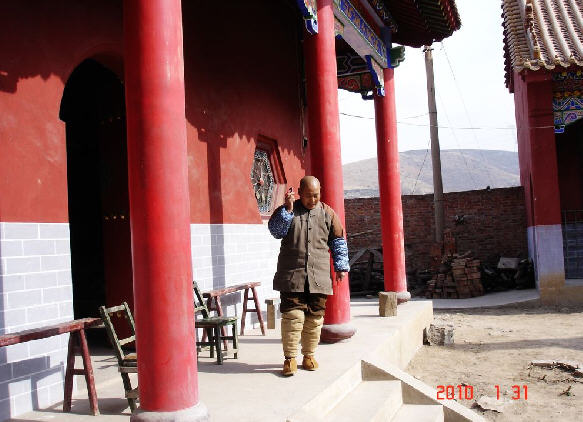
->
[363,358,487,422]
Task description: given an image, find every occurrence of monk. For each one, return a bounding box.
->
[268,176,349,376]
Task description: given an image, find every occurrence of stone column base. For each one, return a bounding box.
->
[396,291,411,304]
[130,402,209,422]
[320,322,356,343]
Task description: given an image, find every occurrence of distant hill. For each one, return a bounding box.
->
[343,149,520,198]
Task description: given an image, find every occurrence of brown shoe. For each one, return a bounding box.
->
[282,357,297,376]
[302,355,319,371]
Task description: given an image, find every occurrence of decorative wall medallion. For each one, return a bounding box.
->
[553,71,583,134]
[297,0,318,34]
[250,150,275,214]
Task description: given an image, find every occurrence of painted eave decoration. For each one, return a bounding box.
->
[332,0,460,97]
[381,0,461,47]
[502,0,583,90]
[553,70,583,133]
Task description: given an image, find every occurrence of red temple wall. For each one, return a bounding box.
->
[0,1,123,223]
[0,0,306,224]
[512,70,561,227]
[182,1,307,224]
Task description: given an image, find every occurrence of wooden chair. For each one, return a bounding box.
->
[98,302,138,412]
[193,281,238,364]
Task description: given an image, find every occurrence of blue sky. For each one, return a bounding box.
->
[339,0,517,164]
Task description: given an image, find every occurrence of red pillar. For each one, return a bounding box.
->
[374,68,410,303]
[124,0,207,419]
[304,0,355,342]
[513,71,564,304]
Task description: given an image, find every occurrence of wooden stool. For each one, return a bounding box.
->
[240,283,266,335]
[264,298,281,329]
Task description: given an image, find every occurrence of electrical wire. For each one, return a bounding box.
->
[410,140,431,195]
[434,79,479,189]
[340,111,518,129]
[339,111,429,121]
[439,42,495,187]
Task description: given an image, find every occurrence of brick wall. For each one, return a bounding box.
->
[345,187,528,272]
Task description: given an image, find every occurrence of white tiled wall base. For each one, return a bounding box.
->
[527,224,566,289]
[0,222,73,420]
[190,223,281,328]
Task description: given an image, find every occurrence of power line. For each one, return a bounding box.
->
[339,111,429,121]
[397,121,516,130]
[433,77,479,189]
[410,140,431,195]
[439,42,495,187]
[340,111,519,130]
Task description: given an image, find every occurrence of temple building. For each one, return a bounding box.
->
[501,0,583,305]
[0,0,459,419]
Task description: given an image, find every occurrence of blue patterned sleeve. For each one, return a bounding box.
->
[328,237,350,272]
[268,206,294,239]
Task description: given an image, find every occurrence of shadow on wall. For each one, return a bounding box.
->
[0,2,123,94]
[181,1,306,289]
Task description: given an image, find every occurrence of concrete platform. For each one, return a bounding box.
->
[7,300,433,422]
[413,288,540,309]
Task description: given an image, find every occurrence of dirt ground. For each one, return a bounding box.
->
[406,303,583,422]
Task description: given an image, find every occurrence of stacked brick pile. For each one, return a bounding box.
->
[425,256,485,299]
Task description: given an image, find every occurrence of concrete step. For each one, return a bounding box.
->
[324,380,402,422]
[391,404,444,422]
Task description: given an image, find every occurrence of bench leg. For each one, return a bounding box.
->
[251,287,266,336]
[63,334,76,413]
[78,329,99,415]
[240,288,249,335]
[63,330,99,416]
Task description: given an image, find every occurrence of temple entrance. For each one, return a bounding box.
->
[59,59,134,326]
[557,118,583,279]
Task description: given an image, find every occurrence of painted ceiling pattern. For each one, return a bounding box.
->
[502,0,583,88]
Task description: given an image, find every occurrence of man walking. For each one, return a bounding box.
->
[268,176,349,376]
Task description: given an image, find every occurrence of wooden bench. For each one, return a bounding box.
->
[0,317,102,416]
[202,282,266,337]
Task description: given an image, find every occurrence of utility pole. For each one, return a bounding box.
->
[424,45,444,244]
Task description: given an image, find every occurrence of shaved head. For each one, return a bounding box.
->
[299,176,320,191]
[298,176,321,210]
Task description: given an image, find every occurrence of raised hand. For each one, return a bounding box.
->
[284,187,295,212]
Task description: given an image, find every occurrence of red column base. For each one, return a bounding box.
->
[130,402,209,422]
[396,291,411,304]
[320,322,356,343]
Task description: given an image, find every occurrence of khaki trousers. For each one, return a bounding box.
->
[280,292,327,358]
